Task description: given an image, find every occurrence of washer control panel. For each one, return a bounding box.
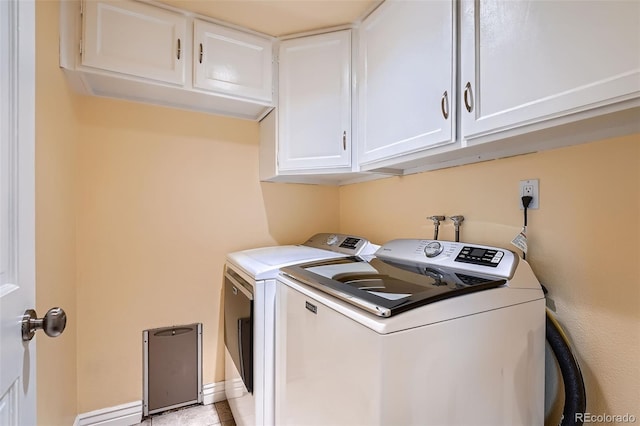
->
[455,246,504,267]
[376,239,518,279]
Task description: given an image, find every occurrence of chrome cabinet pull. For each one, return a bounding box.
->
[177,38,181,60]
[342,131,347,150]
[22,307,67,341]
[199,43,203,64]
[441,90,449,119]
[464,82,473,113]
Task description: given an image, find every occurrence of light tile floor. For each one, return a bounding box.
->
[138,401,235,426]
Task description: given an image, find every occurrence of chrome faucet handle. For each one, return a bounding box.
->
[448,215,464,226]
[448,215,465,242]
[427,216,446,240]
[427,215,446,225]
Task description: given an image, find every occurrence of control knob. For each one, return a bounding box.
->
[326,234,339,246]
[424,241,443,258]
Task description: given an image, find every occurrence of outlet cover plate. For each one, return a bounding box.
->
[519,179,539,209]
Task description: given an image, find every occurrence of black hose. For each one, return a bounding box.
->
[546,311,587,426]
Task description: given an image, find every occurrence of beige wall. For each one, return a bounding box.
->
[74,97,339,412]
[339,134,640,419]
[37,0,340,417]
[35,1,79,425]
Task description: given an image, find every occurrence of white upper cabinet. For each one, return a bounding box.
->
[61,0,274,120]
[194,19,273,102]
[82,0,187,85]
[460,0,640,140]
[358,0,455,168]
[277,30,352,171]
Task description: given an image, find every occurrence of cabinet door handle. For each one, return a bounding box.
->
[176,38,181,60]
[199,43,203,64]
[342,131,347,150]
[464,82,473,113]
[441,90,449,119]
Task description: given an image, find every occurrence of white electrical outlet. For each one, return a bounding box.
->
[519,179,539,209]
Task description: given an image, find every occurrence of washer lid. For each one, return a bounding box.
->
[280,256,506,317]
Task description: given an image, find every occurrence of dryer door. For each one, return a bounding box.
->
[224,269,254,393]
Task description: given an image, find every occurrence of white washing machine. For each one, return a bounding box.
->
[275,239,546,426]
[223,233,379,426]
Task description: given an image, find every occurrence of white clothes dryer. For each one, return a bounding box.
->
[223,233,378,426]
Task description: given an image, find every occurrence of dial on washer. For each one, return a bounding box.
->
[424,241,443,258]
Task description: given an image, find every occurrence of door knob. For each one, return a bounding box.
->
[22,307,67,341]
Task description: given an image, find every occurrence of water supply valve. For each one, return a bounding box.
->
[448,215,465,242]
[427,216,446,240]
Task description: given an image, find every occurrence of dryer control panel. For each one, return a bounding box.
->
[375,239,518,279]
[303,233,379,256]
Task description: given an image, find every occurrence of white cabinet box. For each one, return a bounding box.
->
[193,19,273,103]
[277,30,352,172]
[81,0,187,85]
[260,30,374,185]
[60,0,275,120]
[355,0,639,175]
[358,0,456,170]
[459,0,640,140]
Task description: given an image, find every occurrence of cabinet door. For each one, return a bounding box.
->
[82,0,187,85]
[460,0,640,139]
[278,30,352,171]
[194,19,273,103]
[358,0,455,167]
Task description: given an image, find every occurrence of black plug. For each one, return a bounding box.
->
[520,195,534,261]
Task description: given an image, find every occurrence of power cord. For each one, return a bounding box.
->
[521,195,533,260]
[518,195,586,424]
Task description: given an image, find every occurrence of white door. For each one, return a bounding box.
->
[82,0,187,85]
[0,1,36,425]
[460,0,640,139]
[358,0,455,167]
[278,30,352,171]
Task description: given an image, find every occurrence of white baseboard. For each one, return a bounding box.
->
[203,381,226,405]
[75,382,225,426]
[76,401,142,426]
[224,378,247,399]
